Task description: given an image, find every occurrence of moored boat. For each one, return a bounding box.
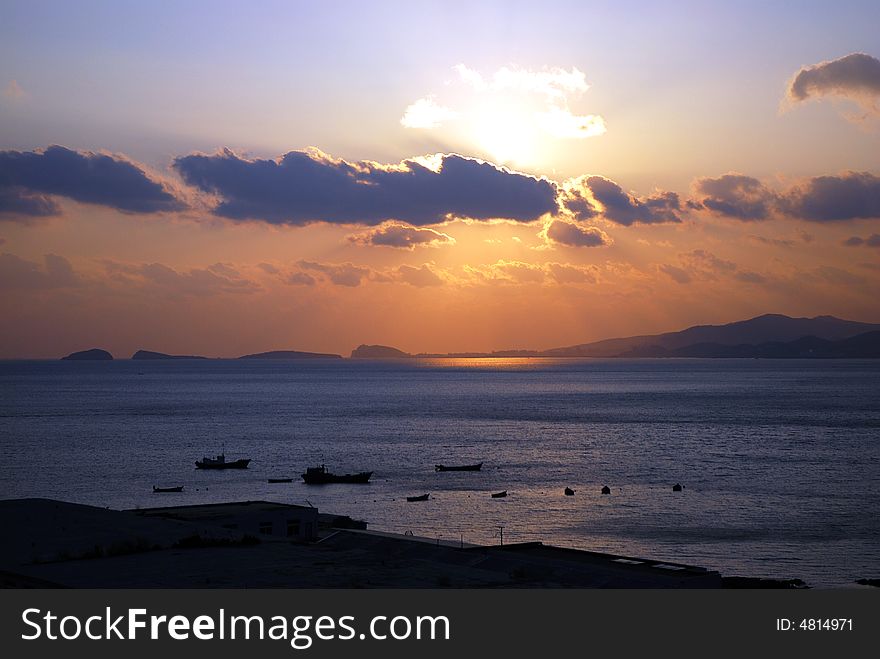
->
[301,464,372,485]
[406,493,430,502]
[491,490,507,498]
[195,453,251,470]
[435,462,482,472]
[153,485,184,493]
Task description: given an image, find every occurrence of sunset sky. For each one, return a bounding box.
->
[2,0,879,358]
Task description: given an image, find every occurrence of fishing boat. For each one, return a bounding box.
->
[491,490,507,498]
[152,485,184,493]
[195,453,251,470]
[267,478,293,483]
[301,464,373,485]
[564,487,575,496]
[435,462,483,472]
[406,494,430,502]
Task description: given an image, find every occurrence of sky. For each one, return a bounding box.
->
[1,0,879,358]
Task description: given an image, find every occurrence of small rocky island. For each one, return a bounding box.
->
[61,348,113,361]
[238,350,342,359]
[350,344,412,358]
[132,350,207,360]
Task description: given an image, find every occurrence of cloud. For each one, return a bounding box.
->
[692,173,775,220]
[0,187,60,220]
[779,172,880,221]
[348,222,455,249]
[104,261,259,296]
[543,219,612,247]
[3,79,26,101]
[545,262,598,284]
[692,171,880,221]
[843,233,880,247]
[297,260,370,287]
[174,149,558,226]
[748,235,795,248]
[0,253,80,290]
[286,271,317,286]
[401,64,606,152]
[657,263,692,284]
[786,53,880,119]
[394,263,444,287]
[400,97,459,129]
[659,249,766,286]
[561,176,682,225]
[0,146,185,217]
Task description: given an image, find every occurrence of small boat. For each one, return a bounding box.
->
[564,487,575,496]
[435,462,483,472]
[268,478,293,483]
[153,485,183,493]
[195,453,251,470]
[491,490,507,498]
[672,483,683,492]
[601,485,611,495]
[301,464,373,485]
[406,494,430,502]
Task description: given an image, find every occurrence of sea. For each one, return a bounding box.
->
[1,357,878,587]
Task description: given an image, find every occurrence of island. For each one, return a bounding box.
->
[238,350,342,360]
[131,350,207,360]
[61,348,113,361]
[350,344,412,359]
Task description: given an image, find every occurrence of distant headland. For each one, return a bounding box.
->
[57,314,880,361]
[351,314,880,359]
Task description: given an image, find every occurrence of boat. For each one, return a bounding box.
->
[672,483,683,492]
[152,485,183,493]
[267,478,293,483]
[301,464,373,485]
[406,494,430,502]
[601,485,611,495]
[564,487,575,496]
[491,490,507,498]
[195,453,251,470]
[435,462,483,472]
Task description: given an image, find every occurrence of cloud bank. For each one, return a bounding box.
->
[0,146,184,217]
[693,171,880,221]
[174,149,558,226]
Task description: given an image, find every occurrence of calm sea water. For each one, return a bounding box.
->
[1,358,878,586]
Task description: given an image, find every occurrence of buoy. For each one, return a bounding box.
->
[601,485,611,495]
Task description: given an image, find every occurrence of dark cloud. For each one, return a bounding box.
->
[787,53,880,115]
[561,176,681,225]
[544,219,612,247]
[692,174,775,221]
[174,149,558,226]
[693,171,880,222]
[0,146,185,216]
[0,187,60,220]
[297,260,370,287]
[843,233,880,247]
[780,172,880,221]
[0,253,80,290]
[349,223,455,249]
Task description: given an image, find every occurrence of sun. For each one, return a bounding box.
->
[470,99,540,167]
